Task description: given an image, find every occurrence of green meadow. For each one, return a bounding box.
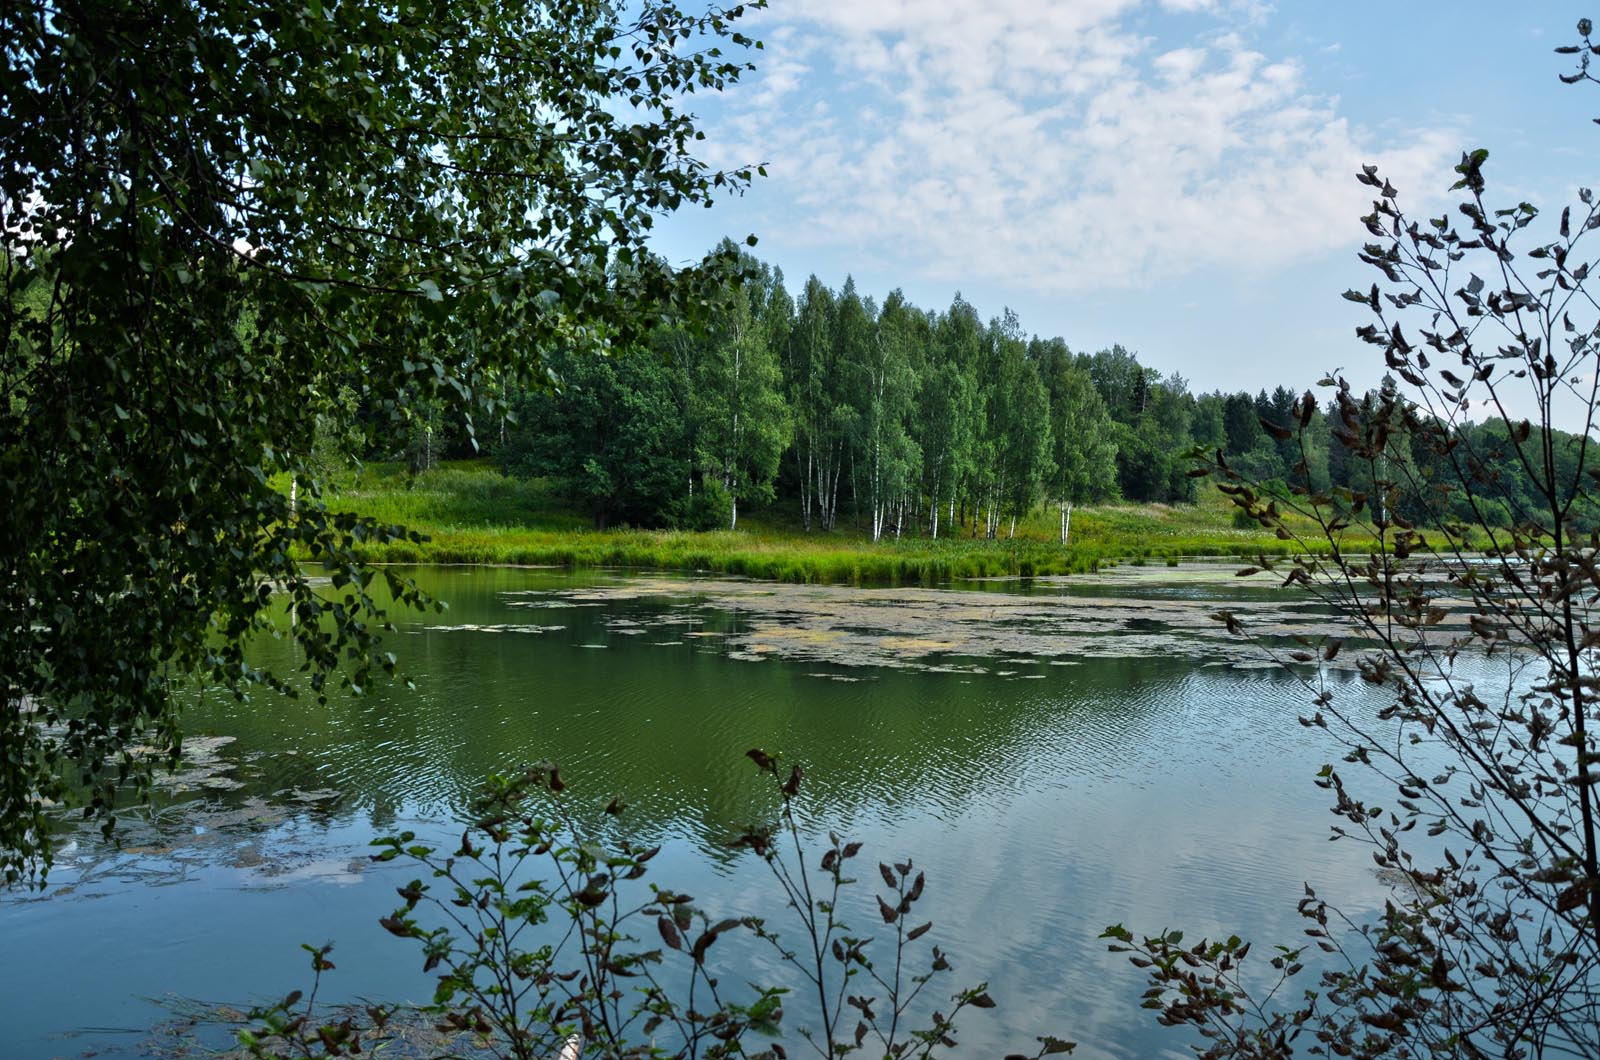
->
[314,460,1371,584]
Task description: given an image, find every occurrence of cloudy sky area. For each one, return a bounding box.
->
[652,0,1597,396]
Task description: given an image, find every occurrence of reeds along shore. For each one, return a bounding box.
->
[311,461,1369,586]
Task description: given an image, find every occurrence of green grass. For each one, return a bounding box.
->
[313,460,1371,585]
[318,462,590,531]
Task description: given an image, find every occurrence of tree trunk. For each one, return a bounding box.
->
[827,460,843,533]
[850,448,860,531]
[815,440,835,531]
[800,445,813,531]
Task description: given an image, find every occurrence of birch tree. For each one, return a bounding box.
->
[914,360,976,539]
[860,291,924,540]
[986,319,1053,538]
[973,311,1036,538]
[691,259,790,531]
[935,297,987,534]
[0,0,763,879]
[784,277,841,531]
[830,279,873,531]
[1046,364,1118,544]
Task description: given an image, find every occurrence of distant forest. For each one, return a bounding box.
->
[394,247,1595,539]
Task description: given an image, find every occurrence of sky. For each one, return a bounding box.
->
[650,1,1598,399]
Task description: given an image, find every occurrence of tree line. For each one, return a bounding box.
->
[472,247,1598,539]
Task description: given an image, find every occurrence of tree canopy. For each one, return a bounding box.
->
[0,0,765,882]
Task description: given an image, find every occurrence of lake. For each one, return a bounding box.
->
[1,564,1413,1059]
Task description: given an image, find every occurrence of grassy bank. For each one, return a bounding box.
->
[318,461,1340,584]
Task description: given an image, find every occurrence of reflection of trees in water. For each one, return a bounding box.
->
[177,571,1440,900]
[41,569,1421,1060]
[191,575,1337,864]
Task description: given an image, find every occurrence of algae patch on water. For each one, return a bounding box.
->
[511,575,1372,674]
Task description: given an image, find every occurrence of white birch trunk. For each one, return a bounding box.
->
[828,463,843,532]
[816,439,835,531]
[729,323,742,532]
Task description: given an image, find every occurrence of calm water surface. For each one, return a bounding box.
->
[2,566,1411,1058]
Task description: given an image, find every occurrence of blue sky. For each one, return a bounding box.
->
[651,1,1597,397]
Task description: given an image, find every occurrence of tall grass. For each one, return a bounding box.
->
[314,461,1347,586]
[319,462,589,531]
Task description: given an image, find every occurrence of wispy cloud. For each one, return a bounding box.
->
[700,0,1457,294]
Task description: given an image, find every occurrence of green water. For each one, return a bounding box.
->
[2,566,1404,1059]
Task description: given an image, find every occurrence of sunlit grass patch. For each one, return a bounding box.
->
[312,460,1424,585]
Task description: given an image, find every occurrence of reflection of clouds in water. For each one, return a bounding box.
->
[30,796,376,896]
[874,674,1405,1059]
[233,855,369,888]
[502,597,598,609]
[10,567,1515,1060]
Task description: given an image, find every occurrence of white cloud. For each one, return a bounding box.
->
[699,0,1457,295]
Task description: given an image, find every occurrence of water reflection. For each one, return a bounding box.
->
[4,567,1407,1060]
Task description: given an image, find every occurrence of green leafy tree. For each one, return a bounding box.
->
[689,256,791,530]
[1189,392,1228,454]
[1222,391,1269,461]
[499,349,689,529]
[934,297,989,534]
[983,316,1053,539]
[1108,370,1195,503]
[914,361,977,540]
[857,291,924,541]
[1081,345,1145,422]
[784,276,843,531]
[1047,365,1119,544]
[0,0,764,882]
[914,298,982,538]
[829,278,874,530]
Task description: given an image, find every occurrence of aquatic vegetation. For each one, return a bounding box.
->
[507,572,1363,674]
